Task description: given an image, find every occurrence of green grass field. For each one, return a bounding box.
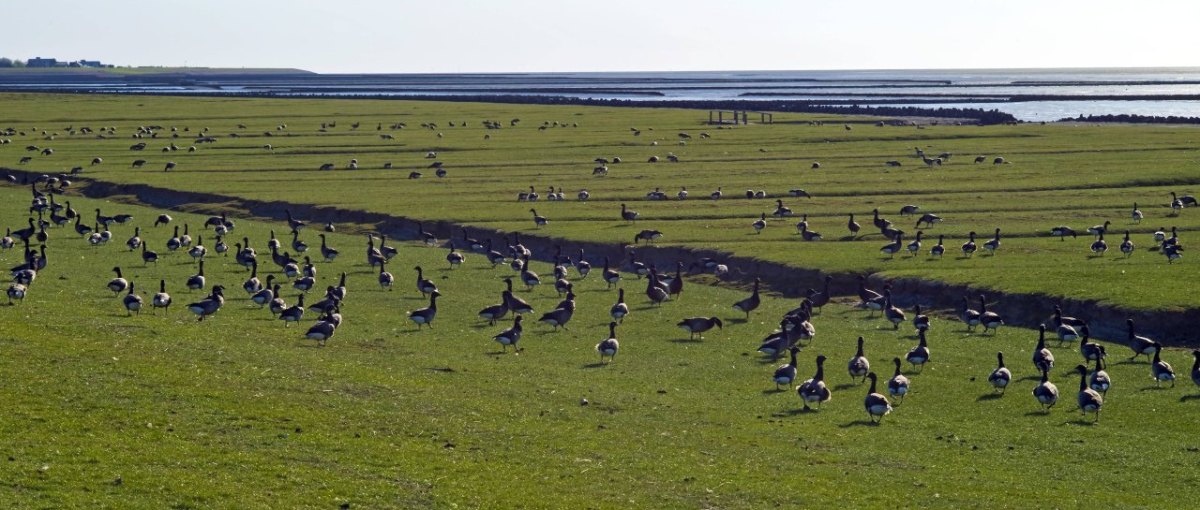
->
[3,93,1199,313]
[3,173,1200,508]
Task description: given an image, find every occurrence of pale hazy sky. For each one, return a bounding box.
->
[7,0,1197,73]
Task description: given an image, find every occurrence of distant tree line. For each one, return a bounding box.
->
[0,58,26,68]
[1061,113,1200,125]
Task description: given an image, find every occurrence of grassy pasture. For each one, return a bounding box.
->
[2,178,1200,508]
[2,93,1199,312]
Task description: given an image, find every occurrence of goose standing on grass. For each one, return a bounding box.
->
[880,233,903,258]
[1088,221,1112,237]
[848,336,870,383]
[1151,344,1175,387]
[797,355,832,410]
[305,308,341,347]
[1126,319,1158,361]
[773,347,801,390]
[710,187,723,200]
[961,296,982,331]
[1090,357,1112,395]
[574,249,591,279]
[538,292,575,330]
[416,222,438,246]
[379,235,399,261]
[906,330,930,371]
[0,229,13,250]
[677,316,722,340]
[610,288,629,323]
[752,213,767,234]
[279,294,305,326]
[1050,225,1077,241]
[1055,314,1079,345]
[504,282,535,316]
[7,283,26,304]
[187,260,206,291]
[122,282,144,316]
[794,214,809,233]
[1079,325,1105,361]
[530,209,547,228]
[214,236,228,256]
[290,230,307,254]
[912,304,930,333]
[864,373,892,423]
[978,295,1003,333]
[268,285,287,316]
[914,213,942,229]
[620,203,639,222]
[285,209,305,231]
[318,234,338,261]
[243,261,262,294]
[807,275,832,314]
[906,231,923,257]
[126,227,142,251]
[186,285,225,321]
[773,200,793,219]
[494,316,524,353]
[141,243,158,265]
[1091,232,1108,256]
[596,322,620,363]
[478,292,509,325]
[1132,203,1143,223]
[414,266,438,296]
[961,231,977,257]
[1153,227,1167,243]
[1189,350,1200,390]
[645,269,669,306]
[446,242,465,269]
[989,352,1012,393]
[151,280,172,313]
[983,228,1001,255]
[1075,365,1104,422]
[409,291,441,329]
[732,278,761,319]
[857,275,882,309]
[847,214,861,238]
[883,290,905,329]
[602,257,621,289]
[166,226,182,251]
[251,276,276,308]
[107,267,129,296]
[1120,231,1134,257]
[520,256,541,290]
[1033,325,1055,372]
[888,358,910,402]
[179,224,192,247]
[1033,367,1059,412]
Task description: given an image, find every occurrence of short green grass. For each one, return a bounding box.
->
[2,184,1200,508]
[2,93,1199,311]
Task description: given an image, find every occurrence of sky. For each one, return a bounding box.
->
[6,0,1199,73]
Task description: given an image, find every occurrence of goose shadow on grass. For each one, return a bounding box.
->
[772,408,813,417]
[834,383,861,391]
[761,388,788,396]
[1024,409,1055,417]
[581,362,610,369]
[726,317,749,325]
[1179,394,1200,402]
[670,337,706,344]
[976,393,1004,402]
[839,419,881,428]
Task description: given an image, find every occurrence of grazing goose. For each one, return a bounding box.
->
[912,304,930,332]
[1050,225,1077,241]
[929,235,945,257]
[530,209,547,228]
[602,256,621,289]
[577,189,591,201]
[983,228,1001,255]
[800,224,822,242]
[414,266,438,296]
[409,291,441,329]
[574,249,591,278]
[883,290,905,330]
[906,330,930,371]
[888,357,910,402]
[797,355,832,410]
[620,203,639,222]
[847,214,861,238]
[107,267,129,296]
[863,373,892,423]
[186,285,225,321]
[1170,193,1184,215]
[1120,231,1134,257]
[1075,365,1104,422]
[1162,243,1183,263]
[1091,232,1107,256]
[1033,367,1059,412]
[633,229,663,244]
[141,244,158,265]
[186,260,206,291]
[610,288,629,323]
[677,187,689,200]
[789,189,812,198]
[538,292,575,330]
[250,276,276,308]
[1090,357,1112,395]
[752,213,767,234]
[446,242,465,269]
[905,231,923,256]
[848,336,870,383]
[494,316,524,352]
[773,200,793,219]
[122,281,144,316]
[1126,319,1157,361]
[243,261,262,294]
[988,352,1012,393]
[1079,326,1105,361]
[807,275,832,314]
[773,347,801,390]
[899,205,920,217]
[126,227,142,251]
[731,278,761,319]
[914,213,942,229]
[596,322,620,363]
[1131,203,1143,223]
[285,209,305,231]
[1032,325,1055,372]
[677,316,722,340]
[978,295,1003,333]
[1151,344,1175,387]
[519,256,540,290]
[7,283,26,304]
[279,294,305,326]
[961,231,977,257]
[1087,220,1112,236]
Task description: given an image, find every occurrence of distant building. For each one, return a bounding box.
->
[79,60,103,68]
[26,57,59,68]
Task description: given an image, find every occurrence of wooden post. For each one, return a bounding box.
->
[709,111,713,124]
[718,111,723,124]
